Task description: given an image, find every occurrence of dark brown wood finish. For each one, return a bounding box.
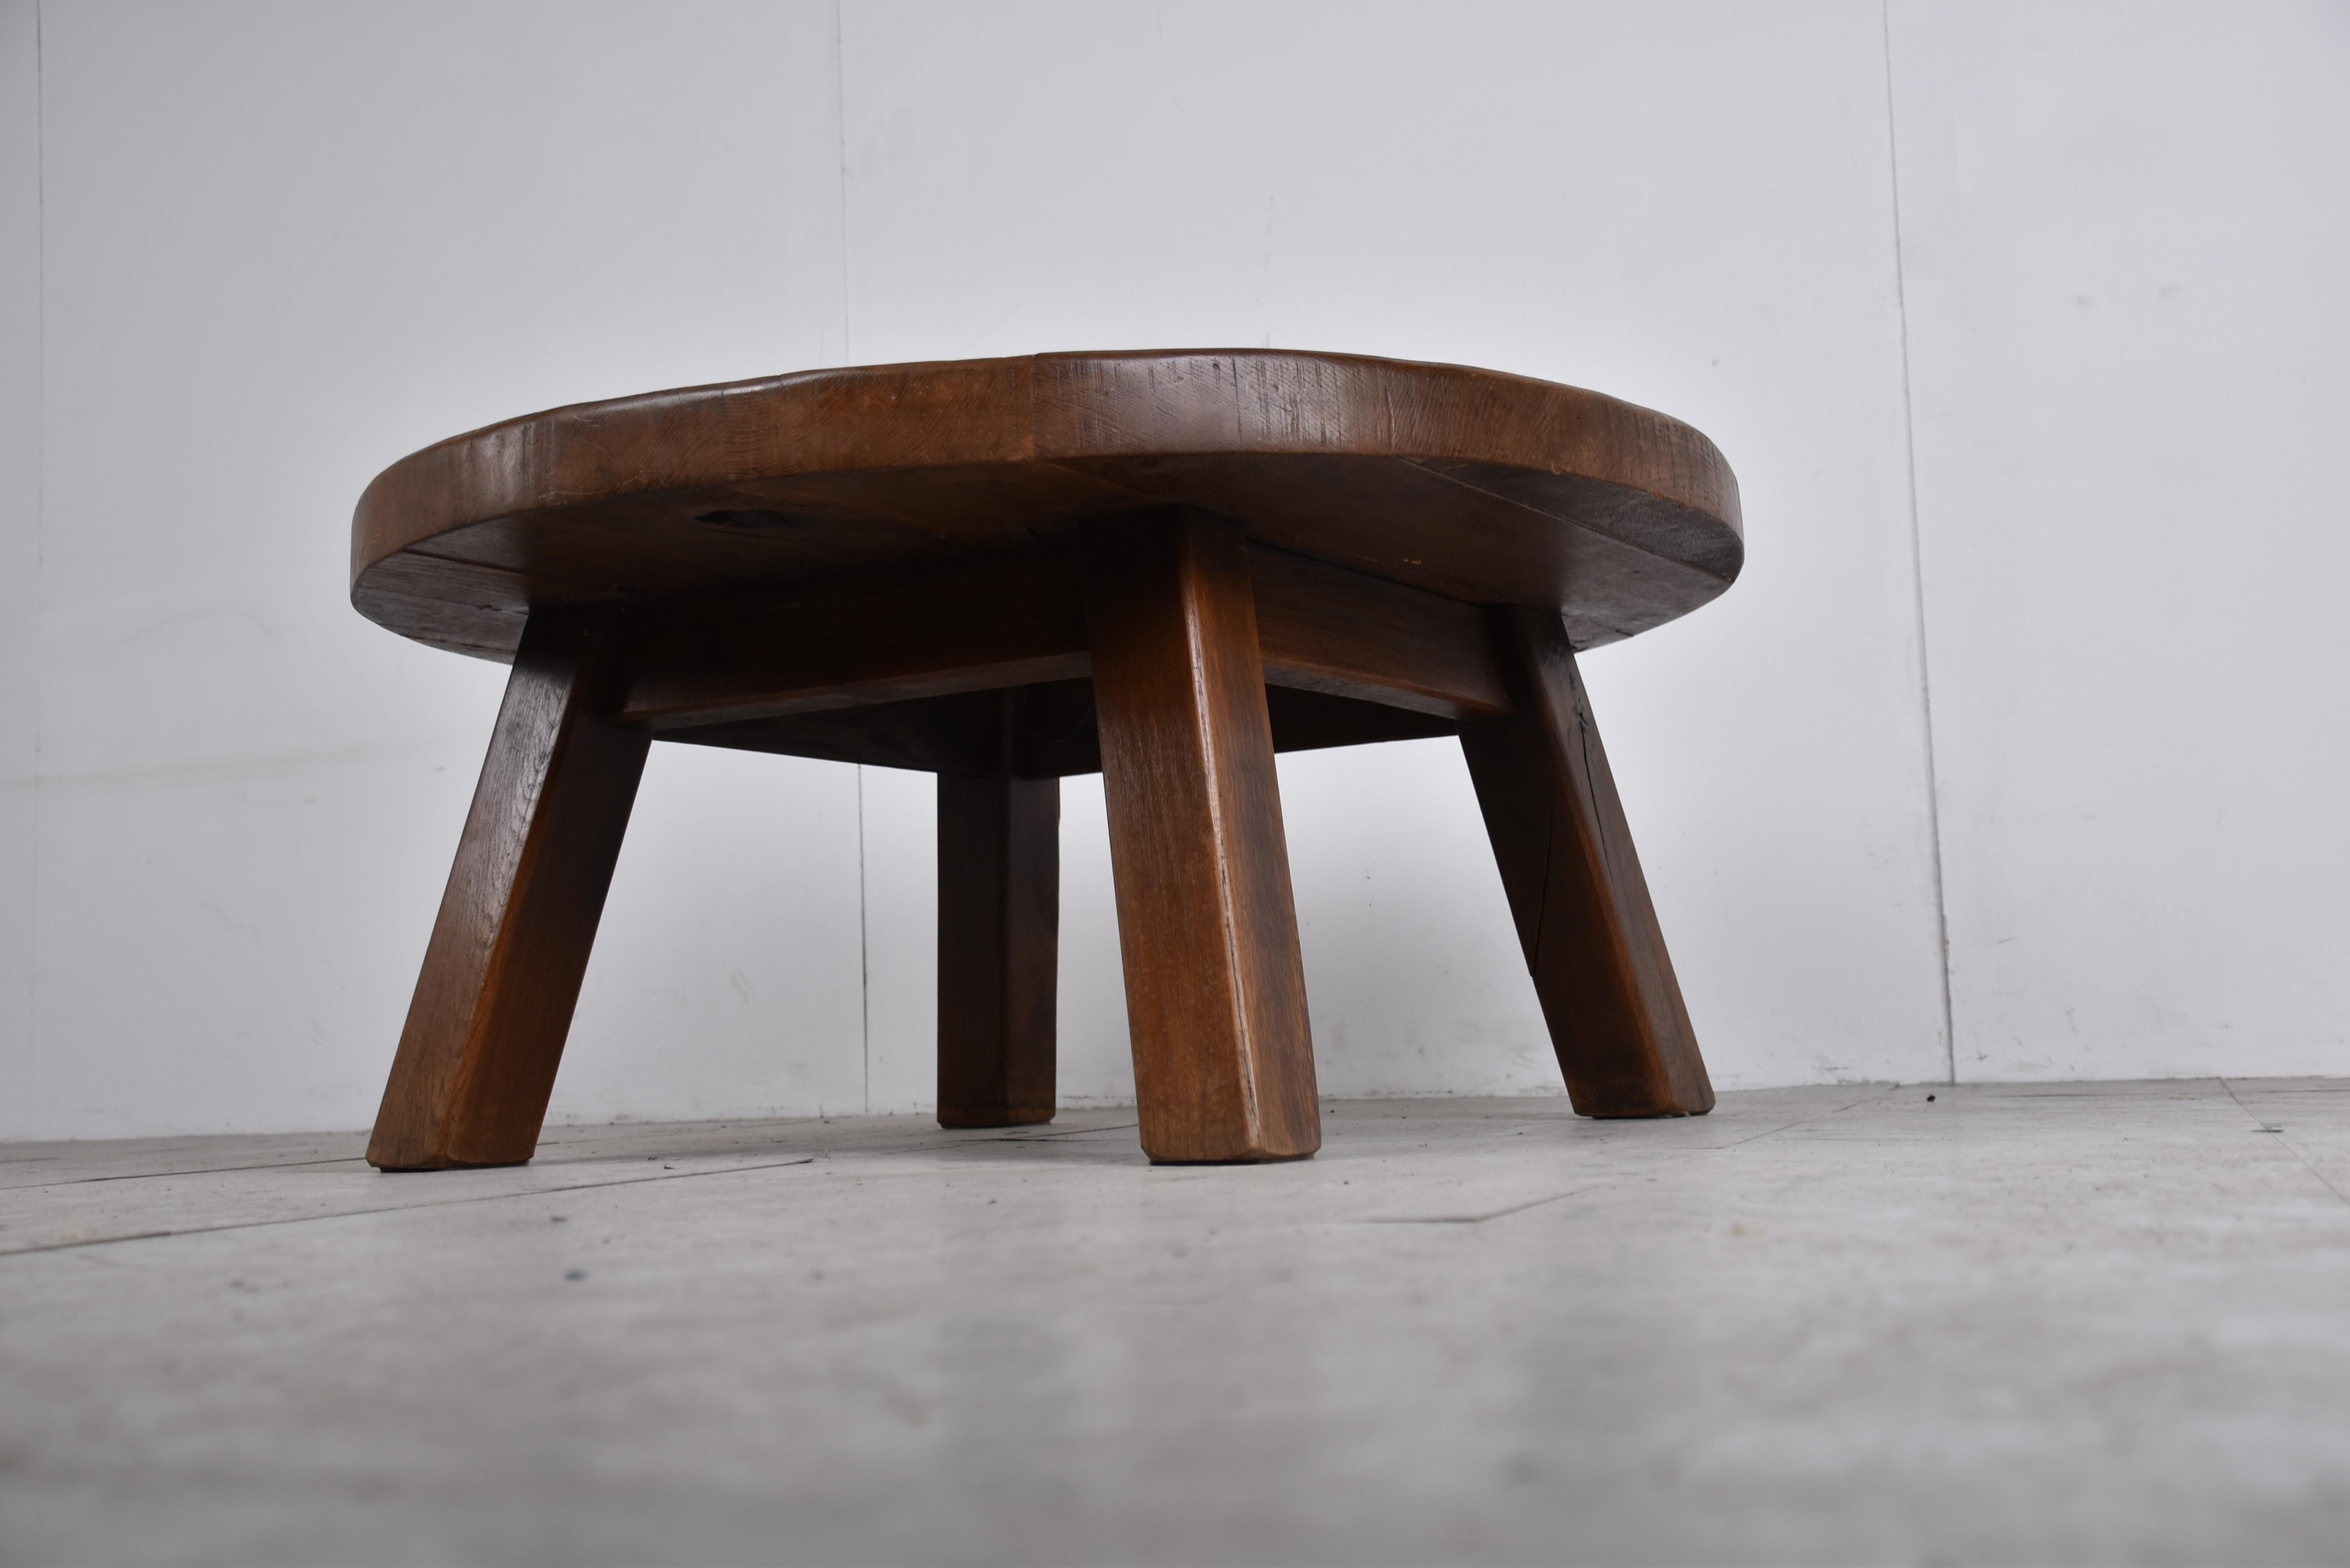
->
[614,541,1507,767]
[661,679,1461,780]
[1084,510,1320,1163]
[936,695,1060,1128]
[621,548,1090,732]
[1459,607,1713,1117]
[354,349,1740,1170]
[351,351,1741,664]
[1246,546,1506,717]
[367,608,649,1170]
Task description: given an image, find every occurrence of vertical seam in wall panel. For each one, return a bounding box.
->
[1882,0,1956,1085]
[831,0,868,1112]
[30,0,44,1097]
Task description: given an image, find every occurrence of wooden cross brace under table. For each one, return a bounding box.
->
[352,351,1741,1169]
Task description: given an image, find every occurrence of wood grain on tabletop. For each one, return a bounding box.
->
[352,351,1740,1169]
[349,350,1743,664]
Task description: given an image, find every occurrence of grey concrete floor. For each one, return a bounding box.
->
[3,1080,2348,1566]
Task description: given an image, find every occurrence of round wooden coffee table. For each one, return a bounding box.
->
[353,350,1743,1169]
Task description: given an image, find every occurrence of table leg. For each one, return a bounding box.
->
[366,608,649,1170]
[937,754,1059,1128]
[1460,607,1713,1117]
[1084,510,1320,1163]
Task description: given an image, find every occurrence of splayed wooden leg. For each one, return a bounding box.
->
[1461,607,1712,1117]
[1085,510,1320,1163]
[367,608,649,1170]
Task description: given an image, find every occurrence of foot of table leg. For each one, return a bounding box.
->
[937,751,1059,1128]
[366,608,649,1170]
[1460,607,1713,1117]
[1085,510,1320,1163]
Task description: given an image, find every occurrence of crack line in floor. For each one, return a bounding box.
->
[0,1156,821,1260]
[1359,1180,1621,1225]
[5,1155,371,1192]
[2219,1077,2350,1210]
[978,1121,1142,1143]
[1352,1089,1903,1224]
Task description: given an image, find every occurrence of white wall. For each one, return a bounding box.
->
[10,0,865,1137]
[1891,0,2350,1080]
[0,0,2340,1139]
[0,0,35,1122]
[839,0,1951,1106]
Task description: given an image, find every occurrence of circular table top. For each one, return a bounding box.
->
[352,349,1742,660]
